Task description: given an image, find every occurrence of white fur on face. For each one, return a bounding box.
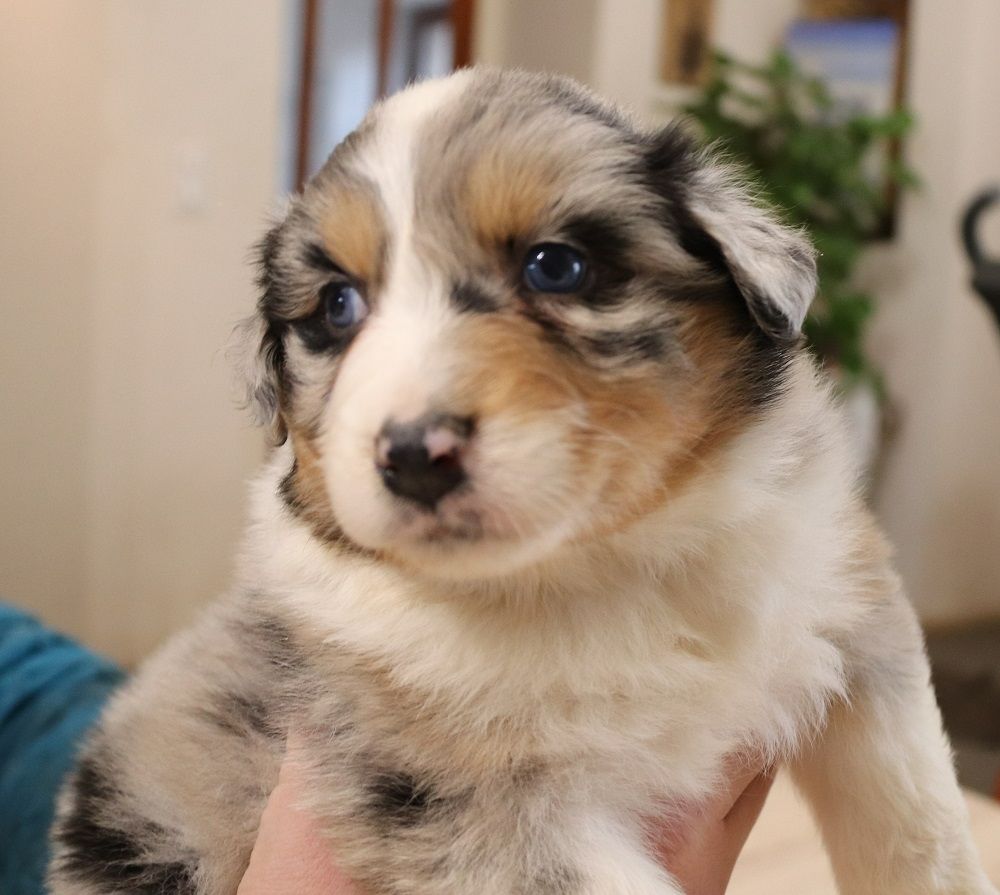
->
[317,77,604,577]
[321,301,607,578]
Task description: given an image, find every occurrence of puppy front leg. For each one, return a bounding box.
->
[791,592,997,895]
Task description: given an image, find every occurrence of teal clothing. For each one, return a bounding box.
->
[0,604,124,895]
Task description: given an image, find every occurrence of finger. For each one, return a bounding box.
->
[723,766,776,835]
[717,756,771,819]
[647,759,772,859]
[696,769,776,895]
[239,738,362,895]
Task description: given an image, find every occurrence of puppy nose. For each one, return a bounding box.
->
[376,414,473,509]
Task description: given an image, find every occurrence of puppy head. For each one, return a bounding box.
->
[241,69,816,579]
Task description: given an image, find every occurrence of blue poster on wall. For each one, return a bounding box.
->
[785,18,900,120]
[786,18,901,197]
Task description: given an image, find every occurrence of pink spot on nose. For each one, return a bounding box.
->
[424,426,464,462]
[375,434,392,468]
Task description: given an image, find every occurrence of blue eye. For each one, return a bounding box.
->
[523,243,587,293]
[322,282,368,329]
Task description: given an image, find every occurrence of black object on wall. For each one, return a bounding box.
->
[962,187,1000,332]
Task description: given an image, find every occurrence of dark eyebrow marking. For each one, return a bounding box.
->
[302,242,341,274]
[452,280,500,314]
[561,213,632,258]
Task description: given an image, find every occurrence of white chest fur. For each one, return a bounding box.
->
[244,414,860,817]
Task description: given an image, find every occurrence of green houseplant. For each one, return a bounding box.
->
[684,50,918,395]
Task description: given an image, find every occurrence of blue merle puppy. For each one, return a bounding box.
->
[49,68,996,895]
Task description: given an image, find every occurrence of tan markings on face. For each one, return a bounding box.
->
[286,425,376,557]
[462,147,565,248]
[441,301,768,543]
[446,315,584,421]
[318,181,388,288]
[439,314,688,531]
[592,302,773,532]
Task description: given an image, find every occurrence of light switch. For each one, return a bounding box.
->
[175,141,209,215]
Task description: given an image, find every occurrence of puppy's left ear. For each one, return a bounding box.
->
[646,127,818,343]
[230,221,289,446]
[233,312,287,445]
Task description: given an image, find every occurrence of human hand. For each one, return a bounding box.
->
[237,740,359,895]
[239,747,774,895]
[651,760,776,895]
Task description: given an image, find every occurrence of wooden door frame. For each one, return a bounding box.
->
[294,0,320,190]
[378,0,474,98]
[296,0,475,189]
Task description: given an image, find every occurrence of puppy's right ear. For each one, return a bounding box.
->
[645,125,817,344]
[233,224,288,445]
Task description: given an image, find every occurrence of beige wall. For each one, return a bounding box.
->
[476,0,599,82]
[476,0,800,113]
[0,2,106,639]
[478,0,1000,626]
[84,1,288,663]
[867,0,1000,625]
[2,1,287,665]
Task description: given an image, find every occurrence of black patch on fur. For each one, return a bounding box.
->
[302,241,341,274]
[640,127,800,407]
[641,126,732,277]
[722,301,797,410]
[560,214,635,306]
[240,608,301,674]
[583,328,666,362]
[202,690,276,739]
[258,319,288,395]
[256,221,293,321]
[517,304,578,357]
[562,213,631,258]
[742,286,794,338]
[452,280,499,314]
[674,205,731,277]
[368,772,435,828]
[278,460,299,508]
[249,223,292,441]
[740,333,796,410]
[56,754,197,895]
